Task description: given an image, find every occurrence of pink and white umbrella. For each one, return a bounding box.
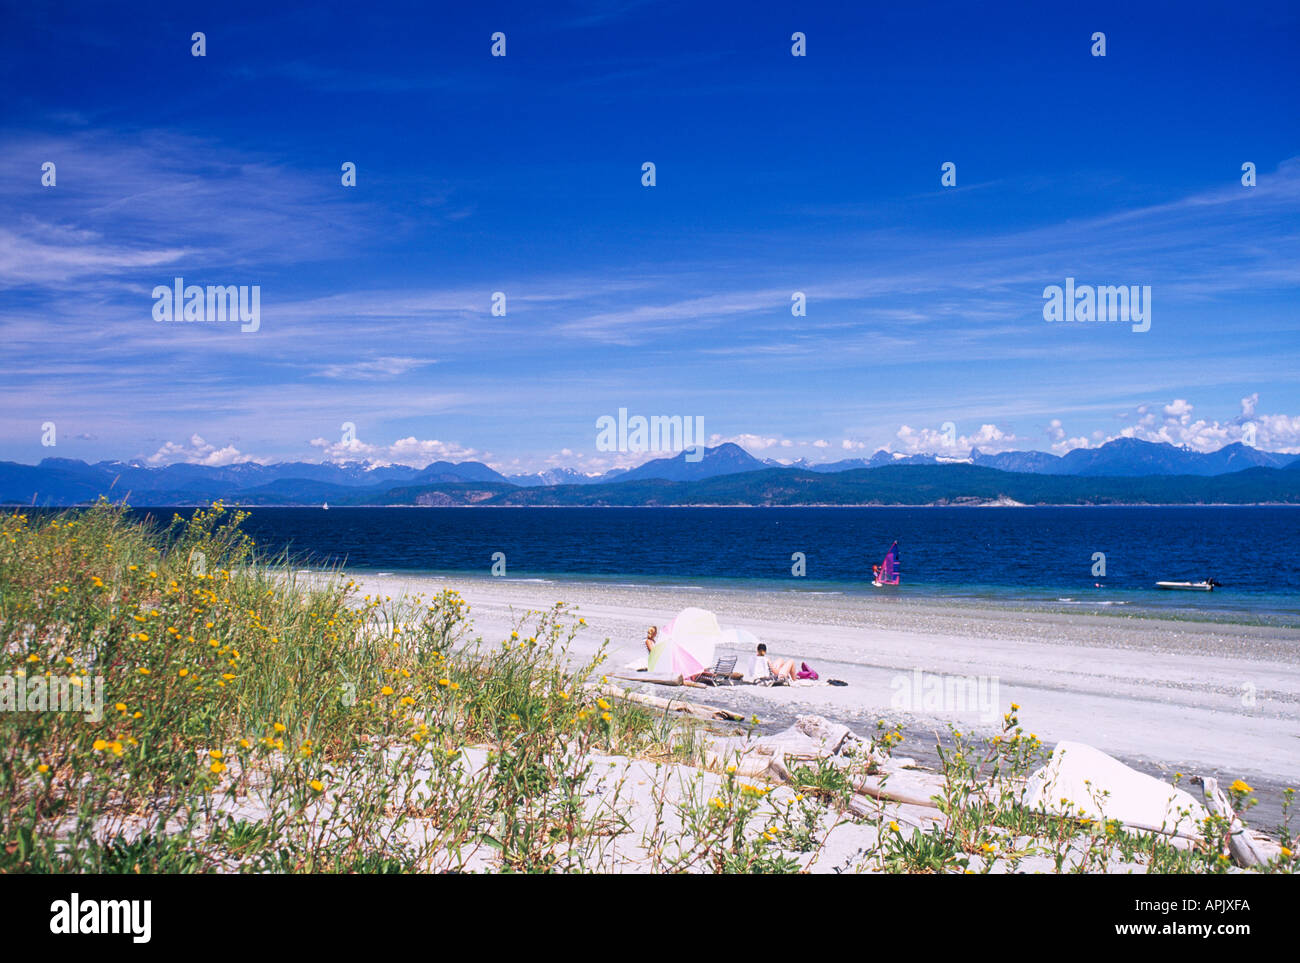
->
[648,607,720,678]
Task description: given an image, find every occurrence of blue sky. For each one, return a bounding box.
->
[2,0,1298,474]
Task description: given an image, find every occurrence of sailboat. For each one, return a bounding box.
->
[872,540,901,587]
[322,501,329,511]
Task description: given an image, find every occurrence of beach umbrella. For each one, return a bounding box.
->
[648,607,720,676]
[719,627,762,650]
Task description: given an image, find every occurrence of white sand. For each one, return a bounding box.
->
[349,573,1300,795]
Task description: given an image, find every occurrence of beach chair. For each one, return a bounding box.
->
[699,655,738,686]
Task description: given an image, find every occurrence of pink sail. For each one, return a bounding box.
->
[874,541,900,586]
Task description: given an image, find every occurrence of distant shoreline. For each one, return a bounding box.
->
[6,441,1300,508]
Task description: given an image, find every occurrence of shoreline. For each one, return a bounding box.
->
[323,566,1300,629]
[340,570,1300,831]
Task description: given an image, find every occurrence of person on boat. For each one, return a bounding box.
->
[643,625,658,654]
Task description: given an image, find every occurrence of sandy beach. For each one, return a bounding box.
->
[347,572,1300,828]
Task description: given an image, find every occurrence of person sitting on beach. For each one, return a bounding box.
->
[643,625,658,654]
[751,643,798,681]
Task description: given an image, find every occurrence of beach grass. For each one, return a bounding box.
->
[0,500,695,872]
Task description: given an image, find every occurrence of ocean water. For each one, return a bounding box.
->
[132,505,1300,624]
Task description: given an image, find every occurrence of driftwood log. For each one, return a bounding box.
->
[854,769,947,809]
[848,794,948,832]
[1193,776,1280,868]
[606,671,685,687]
[595,683,746,722]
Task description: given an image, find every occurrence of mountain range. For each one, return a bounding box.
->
[2,439,1298,507]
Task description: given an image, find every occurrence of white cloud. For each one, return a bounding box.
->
[1105,397,1300,453]
[308,433,481,466]
[317,356,436,380]
[707,432,783,451]
[1236,412,1300,453]
[146,433,258,467]
[1046,418,1091,454]
[0,222,188,287]
[895,422,1024,454]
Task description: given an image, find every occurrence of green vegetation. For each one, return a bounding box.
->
[0,501,694,872]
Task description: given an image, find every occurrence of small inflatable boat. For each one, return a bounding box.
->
[1155,579,1220,592]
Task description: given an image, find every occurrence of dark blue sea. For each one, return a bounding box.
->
[126,505,1300,624]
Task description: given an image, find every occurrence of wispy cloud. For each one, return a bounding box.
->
[317,356,437,380]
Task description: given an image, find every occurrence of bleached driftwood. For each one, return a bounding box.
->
[607,671,684,687]
[717,753,793,782]
[1193,776,1281,868]
[791,715,853,755]
[596,683,745,722]
[1027,741,1207,841]
[854,769,947,809]
[699,716,869,784]
[848,794,947,832]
